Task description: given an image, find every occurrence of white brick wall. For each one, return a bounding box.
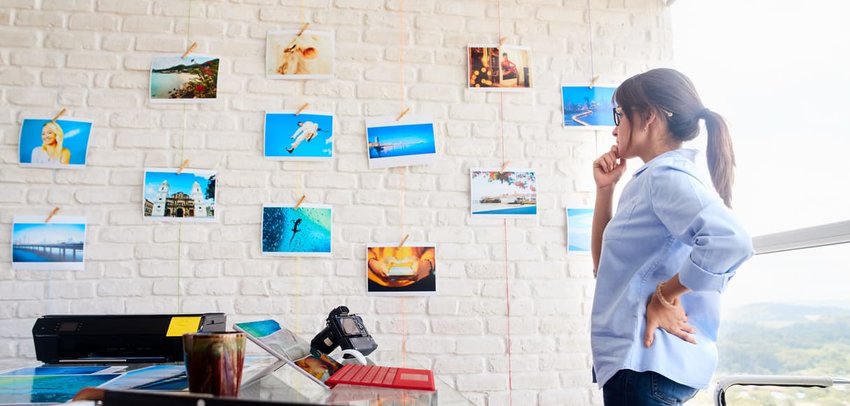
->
[0,1,671,404]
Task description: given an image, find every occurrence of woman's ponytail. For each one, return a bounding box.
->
[703,109,735,208]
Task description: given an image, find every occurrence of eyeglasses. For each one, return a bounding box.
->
[612,107,624,126]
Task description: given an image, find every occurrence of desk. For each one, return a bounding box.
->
[0,355,473,406]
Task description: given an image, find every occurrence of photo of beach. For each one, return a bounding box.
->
[149,55,219,103]
[265,111,333,160]
[468,45,533,91]
[470,169,537,218]
[567,208,593,254]
[365,115,437,169]
[367,244,437,296]
[11,216,86,271]
[18,118,92,169]
[262,205,332,257]
[267,30,334,80]
[562,85,616,128]
[142,168,216,222]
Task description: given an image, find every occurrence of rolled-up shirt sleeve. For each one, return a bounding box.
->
[649,166,754,292]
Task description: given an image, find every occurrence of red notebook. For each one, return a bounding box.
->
[325,364,435,391]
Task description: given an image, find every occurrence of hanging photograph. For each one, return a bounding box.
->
[467,45,533,91]
[142,168,216,222]
[267,30,334,79]
[562,85,616,128]
[264,111,333,160]
[566,208,593,254]
[262,205,332,257]
[364,115,436,169]
[470,169,538,218]
[149,54,219,103]
[11,216,86,271]
[367,244,437,296]
[18,118,92,169]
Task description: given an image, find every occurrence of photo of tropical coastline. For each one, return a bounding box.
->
[262,205,332,257]
[11,216,86,271]
[150,55,219,103]
[470,169,537,218]
[561,85,616,128]
[365,115,437,169]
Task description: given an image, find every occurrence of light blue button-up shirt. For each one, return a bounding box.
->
[591,149,753,389]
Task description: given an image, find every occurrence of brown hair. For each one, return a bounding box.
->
[614,68,736,207]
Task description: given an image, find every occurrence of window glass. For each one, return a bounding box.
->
[671,0,850,235]
[671,2,850,404]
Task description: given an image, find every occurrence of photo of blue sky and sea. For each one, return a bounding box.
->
[562,85,616,127]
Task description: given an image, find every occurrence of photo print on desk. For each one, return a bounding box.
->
[267,30,334,79]
[264,111,333,160]
[262,205,332,257]
[470,169,538,218]
[468,44,533,91]
[566,208,593,254]
[367,244,437,296]
[149,54,219,103]
[18,118,92,169]
[142,168,216,222]
[11,216,86,271]
[561,85,616,128]
[365,115,436,169]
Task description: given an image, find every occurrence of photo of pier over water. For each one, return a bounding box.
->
[12,216,86,271]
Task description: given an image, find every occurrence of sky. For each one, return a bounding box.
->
[671,0,850,309]
[143,170,215,204]
[13,223,85,245]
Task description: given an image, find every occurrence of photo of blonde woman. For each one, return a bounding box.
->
[32,121,70,165]
[19,118,92,169]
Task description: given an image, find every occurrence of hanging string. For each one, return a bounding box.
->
[497,0,513,403]
[174,0,194,313]
[294,0,307,338]
[397,0,409,370]
[586,0,596,84]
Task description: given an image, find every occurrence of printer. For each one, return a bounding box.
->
[32,313,226,364]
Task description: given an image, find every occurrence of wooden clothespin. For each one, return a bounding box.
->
[181,42,197,59]
[293,195,306,209]
[51,108,66,123]
[500,160,511,173]
[397,234,409,248]
[296,22,310,37]
[45,207,59,223]
[295,103,310,116]
[395,107,410,122]
[499,36,507,47]
[589,75,600,88]
[176,159,190,174]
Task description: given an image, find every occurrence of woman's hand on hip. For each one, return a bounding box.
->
[593,145,626,190]
[644,292,697,347]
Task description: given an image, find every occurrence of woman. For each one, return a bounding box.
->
[31,121,71,165]
[590,68,753,405]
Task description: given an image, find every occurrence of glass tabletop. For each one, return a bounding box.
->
[239,354,473,406]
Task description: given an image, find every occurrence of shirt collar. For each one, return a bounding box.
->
[632,148,698,177]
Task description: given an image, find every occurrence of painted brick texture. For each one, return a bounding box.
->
[0,1,671,405]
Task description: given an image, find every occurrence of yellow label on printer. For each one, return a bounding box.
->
[166,316,202,337]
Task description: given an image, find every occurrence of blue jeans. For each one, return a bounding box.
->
[603,369,698,405]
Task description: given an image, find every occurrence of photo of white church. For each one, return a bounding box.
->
[142,168,216,221]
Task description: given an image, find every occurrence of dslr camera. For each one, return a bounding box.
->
[311,306,378,357]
